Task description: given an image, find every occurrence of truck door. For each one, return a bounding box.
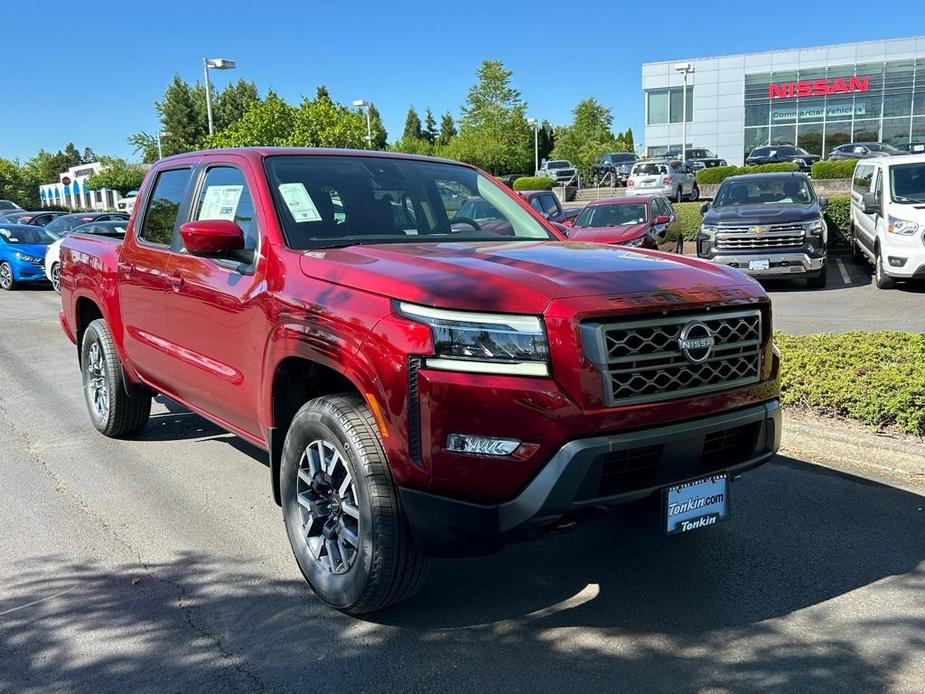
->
[117,167,193,390]
[856,166,880,253]
[161,161,267,440]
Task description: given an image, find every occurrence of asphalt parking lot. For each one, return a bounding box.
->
[1,290,923,693]
[762,252,925,334]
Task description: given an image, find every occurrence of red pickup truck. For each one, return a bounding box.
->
[59,148,781,614]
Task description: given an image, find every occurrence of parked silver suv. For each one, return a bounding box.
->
[627,160,699,202]
[537,159,580,186]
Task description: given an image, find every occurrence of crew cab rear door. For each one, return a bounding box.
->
[160,158,268,440]
[118,166,194,390]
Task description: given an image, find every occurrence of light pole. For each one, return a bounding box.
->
[156,130,172,160]
[527,117,539,174]
[674,63,694,165]
[353,100,373,147]
[203,57,236,136]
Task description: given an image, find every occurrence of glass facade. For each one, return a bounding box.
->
[647,86,693,125]
[744,59,925,159]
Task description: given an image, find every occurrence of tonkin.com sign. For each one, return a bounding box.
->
[772,102,867,122]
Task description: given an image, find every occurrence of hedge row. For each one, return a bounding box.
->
[777,331,925,436]
[810,159,858,179]
[513,176,555,191]
[664,195,852,247]
[695,163,799,184]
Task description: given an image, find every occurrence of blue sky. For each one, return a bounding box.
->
[2,1,923,163]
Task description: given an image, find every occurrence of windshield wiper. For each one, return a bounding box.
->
[892,195,925,204]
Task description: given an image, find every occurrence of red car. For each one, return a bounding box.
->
[59,148,780,614]
[567,195,679,248]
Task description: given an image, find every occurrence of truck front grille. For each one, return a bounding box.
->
[582,309,763,407]
[714,223,806,251]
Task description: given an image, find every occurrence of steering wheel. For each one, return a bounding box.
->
[431,217,482,235]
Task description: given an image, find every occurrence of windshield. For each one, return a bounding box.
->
[265,155,556,250]
[74,221,127,235]
[546,161,570,169]
[612,153,636,162]
[714,178,814,207]
[0,226,58,244]
[574,203,648,228]
[0,201,19,211]
[890,163,925,203]
[868,143,898,152]
[46,214,95,235]
[633,163,668,175]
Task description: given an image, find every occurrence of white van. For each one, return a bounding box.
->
[850,154,925,288]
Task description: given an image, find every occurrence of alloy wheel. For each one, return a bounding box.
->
[0,263,12,289]
[85,340,109,420]
[296,439,361,575]
[51,263,60,292]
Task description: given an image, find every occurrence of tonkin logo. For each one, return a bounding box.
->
[768,76,869,100]
[678,321,715,364]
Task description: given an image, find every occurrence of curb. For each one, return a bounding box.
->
[780,412,925,488]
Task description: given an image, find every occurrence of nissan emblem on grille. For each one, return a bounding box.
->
[581,309,763,407]
[678,321,715,364]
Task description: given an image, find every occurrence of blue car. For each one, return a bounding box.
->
[0,224,59,290]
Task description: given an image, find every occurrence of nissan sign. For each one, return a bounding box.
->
[767,76,869,100]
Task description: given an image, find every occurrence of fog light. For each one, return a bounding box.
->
[446,434,521,456]
[888,256,907,267]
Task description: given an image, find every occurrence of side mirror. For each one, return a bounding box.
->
[819,196,829,209]
[700,201,711,214]
[861,192,879,215]
[654,214,670,225]
[180,219,245,257]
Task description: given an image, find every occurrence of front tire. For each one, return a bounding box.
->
[281,394,428,614]
[851,228,866,265]
[874,248,896,289]
[806,267,827,288]
[51,262,61,292]
[689,184,700,202]
[81,319,151,437]
[0,262,16,291]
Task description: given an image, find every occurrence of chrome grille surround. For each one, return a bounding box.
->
[582,309,763,407]
[714,223,806,251]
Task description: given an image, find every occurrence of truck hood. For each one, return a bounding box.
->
[300,240,750,314]
[705,203,820,226]
[567,223,648,244]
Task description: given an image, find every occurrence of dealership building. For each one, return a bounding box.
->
[642,35,925,165]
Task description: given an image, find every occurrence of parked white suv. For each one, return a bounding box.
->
[850,154,925,288]
[627,160,699,202]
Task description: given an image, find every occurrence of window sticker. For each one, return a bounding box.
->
[198,185,243,221]
[278,182,322,222]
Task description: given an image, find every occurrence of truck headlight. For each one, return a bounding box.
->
[888,215,919,235]
[804,219,824,235]
[397,302,550,377]
[700,225,719,235]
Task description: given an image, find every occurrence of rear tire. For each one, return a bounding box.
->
[51,262,61,292]
[0,262,16,291]
[281,393,428,614]
[689,184,700,202]
[874,248,896,289]
[80,319,151,437]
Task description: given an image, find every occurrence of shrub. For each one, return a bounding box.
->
[811,159,857,179]
[776,331,925,436]
[695,162,799,185]
[513,176,555,191]
[823,195,851,248]
[667,202,703,242]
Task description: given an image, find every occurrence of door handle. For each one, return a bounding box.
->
[168,273,184,291]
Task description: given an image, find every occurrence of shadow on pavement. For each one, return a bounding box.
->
[2,457,922,692]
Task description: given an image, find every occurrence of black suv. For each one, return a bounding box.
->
[590,152,638,186]
[665,148,727,171]
[697,172,828,288]
[745,145,819,172]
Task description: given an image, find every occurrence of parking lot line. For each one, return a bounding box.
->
[835,257,852,285]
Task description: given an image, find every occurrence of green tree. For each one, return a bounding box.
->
[205,92,296,147]
[366,103,388,150]
[436,111,457,148]
[402,107,423,141]
[154,75,209,155]
[85,158,147,194]
[214,79,259,131]
[0,158,37,208]
[423,108,437,144]
[538,120,555,166]
[289,93,368,148]
[443,60,532,174]
[551,98,631,178]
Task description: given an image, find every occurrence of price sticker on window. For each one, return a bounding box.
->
[198,185,243,221]
[278,182,322,222]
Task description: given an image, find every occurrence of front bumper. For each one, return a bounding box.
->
[12,260,48,282]
[708,252,825,277]
[400,400,781,557]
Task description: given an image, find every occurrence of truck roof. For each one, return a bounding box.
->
[157,147,471,168]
